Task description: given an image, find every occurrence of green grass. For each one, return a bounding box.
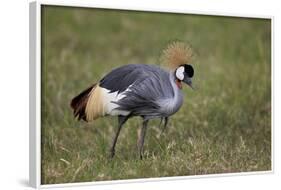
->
[41,6,271,184]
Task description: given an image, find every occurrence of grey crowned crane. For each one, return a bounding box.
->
[70,42,195,159]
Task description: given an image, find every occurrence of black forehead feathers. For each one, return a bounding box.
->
[183,64,194,78]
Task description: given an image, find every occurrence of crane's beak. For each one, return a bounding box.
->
[183,77,194,90]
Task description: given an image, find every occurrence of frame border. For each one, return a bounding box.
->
[29,1,274,188]
[30,1,41,188]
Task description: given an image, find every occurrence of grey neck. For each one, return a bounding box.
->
[169,72,180,94]
[166,72,184,115]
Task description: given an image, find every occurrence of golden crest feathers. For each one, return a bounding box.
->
[161,41,194,70]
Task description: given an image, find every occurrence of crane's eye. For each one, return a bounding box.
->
[184,64,194,78]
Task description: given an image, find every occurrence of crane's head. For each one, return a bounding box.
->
[175,64,194,89]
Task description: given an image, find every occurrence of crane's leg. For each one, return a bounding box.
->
[109,115,129,158]
[160,117,169,135]
[137,119,149,159]
[158,117,163,128]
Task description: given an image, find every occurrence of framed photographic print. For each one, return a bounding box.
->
[29,1,273,188]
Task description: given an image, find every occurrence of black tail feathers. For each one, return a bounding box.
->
[70,83,96,121]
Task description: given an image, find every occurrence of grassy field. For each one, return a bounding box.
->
[41,6,271,184]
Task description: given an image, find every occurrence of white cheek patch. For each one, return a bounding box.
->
[175,66,185,80]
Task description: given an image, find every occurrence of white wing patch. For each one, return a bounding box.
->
[103,88,131,116]
[175,66,185,80]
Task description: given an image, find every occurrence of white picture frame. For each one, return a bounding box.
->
[29,1,274,188]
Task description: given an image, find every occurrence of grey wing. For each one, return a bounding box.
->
[113,64,174,118]
[99,64,149,93]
